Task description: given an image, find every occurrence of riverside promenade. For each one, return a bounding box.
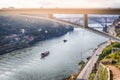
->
[76,41,110,80]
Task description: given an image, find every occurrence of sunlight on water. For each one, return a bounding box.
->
[0,28,108,80]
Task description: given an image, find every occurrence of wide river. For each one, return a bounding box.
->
[0,28,107,80]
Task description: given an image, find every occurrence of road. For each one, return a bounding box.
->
[107,26,116,36]
[76,42,110,80]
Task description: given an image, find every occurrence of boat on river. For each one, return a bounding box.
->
[41,51,50,58]
[63,40,67,43]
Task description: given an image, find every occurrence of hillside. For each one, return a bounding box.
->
[0,15,74,55]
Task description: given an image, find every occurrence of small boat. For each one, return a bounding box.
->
[41,51,50,58]
[63,40,67,43]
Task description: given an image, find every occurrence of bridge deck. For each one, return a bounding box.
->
[1,8,120,27]
[0,8,120,14]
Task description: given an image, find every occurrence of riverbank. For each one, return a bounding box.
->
[64,41,109,80]
[0,14,74,55]
[0,27,108,80]
[89,41,120,80]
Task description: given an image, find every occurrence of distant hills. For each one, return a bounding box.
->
[0,15,74,54]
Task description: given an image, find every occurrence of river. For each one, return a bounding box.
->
[0,28,108,80]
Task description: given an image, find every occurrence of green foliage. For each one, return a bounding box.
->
[101,50,120,69]
[105,50,120,60]
[89,73,96,80]
[79,60,85,65]
[116,62,120,69]
[115,28,120,37]
[98,42,120,61]
[98,45,112,61]
[112,42,120,48]
[98,64,108,80]
[79,60,85,70]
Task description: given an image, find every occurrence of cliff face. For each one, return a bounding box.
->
[0,15,74,55]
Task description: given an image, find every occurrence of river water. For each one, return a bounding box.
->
[0,28,107,80]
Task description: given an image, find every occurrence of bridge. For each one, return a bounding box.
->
[0,8,120,28]
[1,8,120,80]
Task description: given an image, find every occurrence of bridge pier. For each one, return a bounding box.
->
[84,14,88,28]
[48,14,54,18]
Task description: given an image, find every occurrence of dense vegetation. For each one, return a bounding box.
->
[115,28,120,38]
[94,42,120,80]
[102,50,120,69]
[98,42,120,61]
[89,73,96,80]
[78,60,86,70]
[97,63,108,80]
[98,41,120,69]
[89,63,108,80]
[114,18,120,37]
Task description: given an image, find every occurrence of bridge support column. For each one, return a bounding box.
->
[84,14,88,27]
[48,14,54,18]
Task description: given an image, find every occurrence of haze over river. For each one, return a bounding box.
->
[0,27,107,80]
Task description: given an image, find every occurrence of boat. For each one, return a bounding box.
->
[41,51,50,58]
[63,39,67,43]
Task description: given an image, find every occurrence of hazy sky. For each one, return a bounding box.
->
[0,0,120,8]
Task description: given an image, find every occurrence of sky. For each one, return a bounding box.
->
[0,0,120,8]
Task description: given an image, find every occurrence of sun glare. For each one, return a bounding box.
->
[0,0,120,8]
